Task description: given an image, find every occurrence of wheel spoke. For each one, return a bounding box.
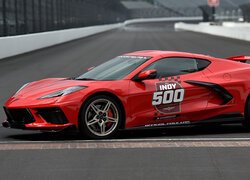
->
[85,98,119,137]
[87,117,99,126]
[107,116,118,123]
[100,122,106,134]
[103,101,111,112]
[90,104,100,114]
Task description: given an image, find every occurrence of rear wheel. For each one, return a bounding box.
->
[242,97,250,129]
[79,95,123,139]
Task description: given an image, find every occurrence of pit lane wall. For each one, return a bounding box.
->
[0,24,121,60]
[174,22,250,42]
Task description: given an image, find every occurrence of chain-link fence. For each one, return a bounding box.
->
[0,0,128,37]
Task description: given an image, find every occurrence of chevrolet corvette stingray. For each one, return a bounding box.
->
[3,50,250,139]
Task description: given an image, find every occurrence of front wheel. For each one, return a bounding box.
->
[79,95,123,139]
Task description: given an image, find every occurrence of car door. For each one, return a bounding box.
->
[126,57,212,128]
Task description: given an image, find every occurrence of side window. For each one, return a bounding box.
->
[144,57,210,78]
[196,59,211,71]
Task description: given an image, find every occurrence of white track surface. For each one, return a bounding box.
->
[175,22,250,42]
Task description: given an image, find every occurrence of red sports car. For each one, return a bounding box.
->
[3,50,250,139]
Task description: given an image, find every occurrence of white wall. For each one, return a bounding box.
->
[124,16,202,25]
[0,23,121,60]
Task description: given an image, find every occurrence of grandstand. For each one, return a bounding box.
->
[121,1,156,9]
[240,2,250,22]
[121,0,250,19]
[155,0,249,16]
[121,1,181,18]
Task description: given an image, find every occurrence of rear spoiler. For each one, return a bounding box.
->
[226,55,250,62]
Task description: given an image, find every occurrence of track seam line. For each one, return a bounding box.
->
[1,141,250,150]
[2,137,250,144]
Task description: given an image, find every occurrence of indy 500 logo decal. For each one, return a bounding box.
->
[152,80,185,114]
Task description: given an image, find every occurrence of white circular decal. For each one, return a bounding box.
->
[152,80,185,114]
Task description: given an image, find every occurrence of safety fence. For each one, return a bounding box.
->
[0,0,128,37]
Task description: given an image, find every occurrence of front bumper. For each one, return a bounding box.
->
[3,105,77,131]
[2,120,74,131]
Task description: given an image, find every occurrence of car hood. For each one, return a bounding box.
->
[13,78,94,99]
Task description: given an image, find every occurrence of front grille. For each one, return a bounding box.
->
[36,107,68,124]
[3,107,35,127]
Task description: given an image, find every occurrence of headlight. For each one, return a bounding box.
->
[40,86,87,99]
[14,83,30,95]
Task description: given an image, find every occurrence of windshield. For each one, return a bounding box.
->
[76,56,150,80]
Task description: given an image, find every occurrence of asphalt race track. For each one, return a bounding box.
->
[1,22,250,179]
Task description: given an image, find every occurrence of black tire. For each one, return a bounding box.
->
[78,95,123,139]
[242,97,250,129]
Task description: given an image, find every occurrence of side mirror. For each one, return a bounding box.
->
[136,69,157,81]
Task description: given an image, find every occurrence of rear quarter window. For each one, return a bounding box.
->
[196,59,211,71]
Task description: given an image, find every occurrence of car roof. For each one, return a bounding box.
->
[124,50,212,60]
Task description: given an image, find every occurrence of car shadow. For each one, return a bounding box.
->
[4,123,250,141]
